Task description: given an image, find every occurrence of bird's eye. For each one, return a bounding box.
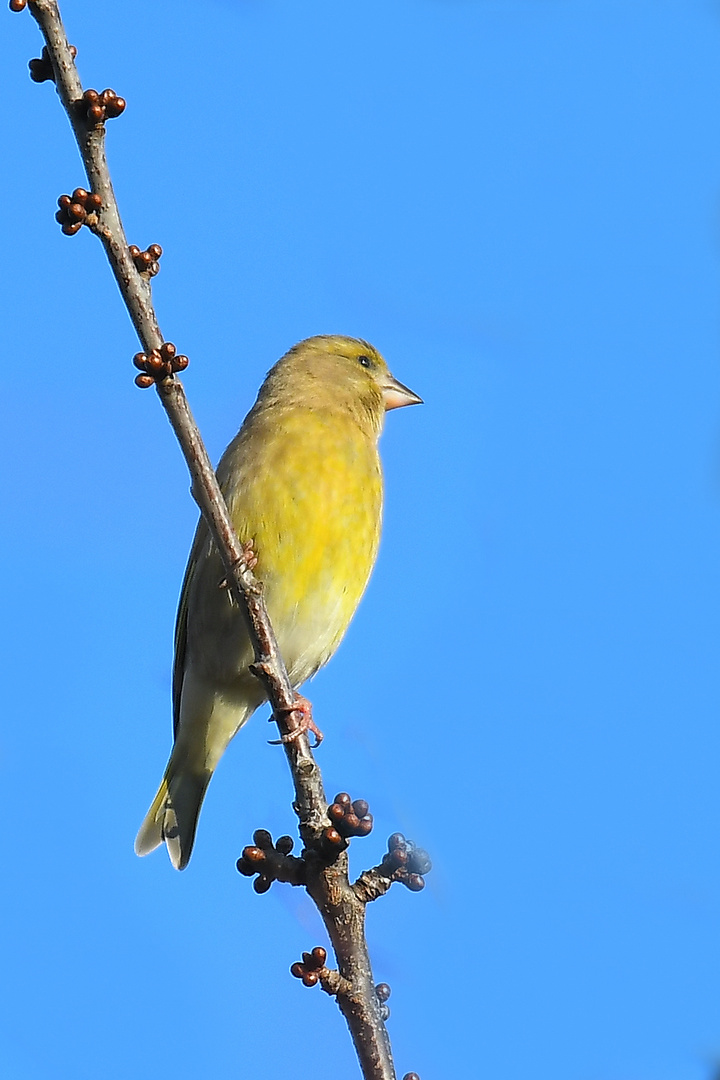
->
[357,355,372,368]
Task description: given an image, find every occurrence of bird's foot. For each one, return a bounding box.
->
[218,540,258,589]
[269,694,324,748]
[240,539,258,572]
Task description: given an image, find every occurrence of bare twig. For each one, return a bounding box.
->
[17,3,422,1077]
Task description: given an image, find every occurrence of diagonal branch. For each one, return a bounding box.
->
[25,0,323,828]
[17,3,406,1078]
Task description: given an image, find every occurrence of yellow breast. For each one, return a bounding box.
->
[221,405,383,686]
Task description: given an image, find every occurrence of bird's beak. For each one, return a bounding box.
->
[382,374,423,411]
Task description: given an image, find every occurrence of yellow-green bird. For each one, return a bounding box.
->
[135,335,422,869]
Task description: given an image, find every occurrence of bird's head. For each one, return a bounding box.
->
[262,335,422,435]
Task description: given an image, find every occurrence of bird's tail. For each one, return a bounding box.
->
[134,761,211,871]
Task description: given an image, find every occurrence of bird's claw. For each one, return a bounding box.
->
[240,539,258,571]
[268,694,324,748]
[218,540,258,589]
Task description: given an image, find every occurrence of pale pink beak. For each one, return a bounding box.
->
[382,374,423,411]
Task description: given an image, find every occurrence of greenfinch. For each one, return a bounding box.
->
[135,335,421,869]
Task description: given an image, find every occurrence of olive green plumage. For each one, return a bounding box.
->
[135,335,421,869]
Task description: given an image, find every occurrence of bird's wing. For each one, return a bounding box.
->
[172,519,208,737]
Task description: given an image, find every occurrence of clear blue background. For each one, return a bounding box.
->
[3,1,720,1077]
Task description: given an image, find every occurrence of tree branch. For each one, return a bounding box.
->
[16,4,425,1077]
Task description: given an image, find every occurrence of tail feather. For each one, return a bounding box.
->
[136,674,258,869]
[135,768,211,871]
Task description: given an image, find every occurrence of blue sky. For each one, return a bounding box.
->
[3,1,720,1077]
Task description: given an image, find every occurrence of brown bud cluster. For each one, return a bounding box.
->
[9,0,27,12]
[403,1074,421,1080]
[320,791,373,853]
[29,45,77,82]
[55,188,102,235]
[328,792,374,838]
[133,342,189,388]
[290,947,327,988]
[384,833,432,892]
[129,243,163,278]
[236,828,305,892]
[78,88,126,125]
